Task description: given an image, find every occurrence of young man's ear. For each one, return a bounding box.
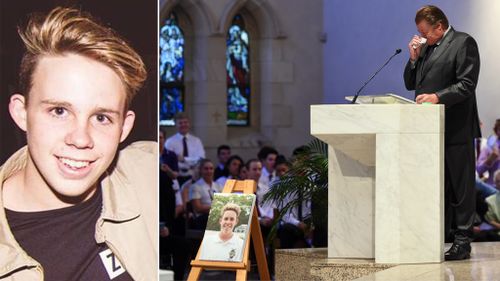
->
[9,94,28,132]
[119,110,136,142]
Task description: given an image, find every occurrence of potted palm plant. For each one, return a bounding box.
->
[263,138,328,247]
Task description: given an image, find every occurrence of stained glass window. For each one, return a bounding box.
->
[160,13,185,126]
[226,15,250,126]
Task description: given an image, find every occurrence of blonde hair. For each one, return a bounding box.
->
[221,202,241,217]
[18,7,147,108]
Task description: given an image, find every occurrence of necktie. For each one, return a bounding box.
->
[182,136,188,157]
[422,44,437,68]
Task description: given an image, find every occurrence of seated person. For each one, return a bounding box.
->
[246,158,275,275]
[258,147,278,188]
[160,129,180,191]
[246,159,274,232]
[486,119,500,149]
[273,156,312,248]
[477,120,500,185]
[214,145,231,180]
[216,155,244,187]
[484,170,500,237]
[239,165,248,180]
[189,159,222,229]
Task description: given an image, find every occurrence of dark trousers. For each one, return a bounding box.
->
[444,141,476,243]
[160,235,192,280]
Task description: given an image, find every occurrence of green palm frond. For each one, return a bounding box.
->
[263,138,328,243]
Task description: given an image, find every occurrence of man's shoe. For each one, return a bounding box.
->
[444,242,471,261]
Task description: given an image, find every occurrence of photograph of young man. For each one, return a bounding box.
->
[201,202,245,262]
[0,6,157,280]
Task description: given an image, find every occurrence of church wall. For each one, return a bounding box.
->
[161,0,324,162]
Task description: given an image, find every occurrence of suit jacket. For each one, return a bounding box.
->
[404,27,481,144]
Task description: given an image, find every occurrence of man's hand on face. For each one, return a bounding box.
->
[416,93,439,104]
[409,35,424,62]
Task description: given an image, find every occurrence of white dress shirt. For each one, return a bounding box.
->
[259,166,275,188]
[281,193,311,226]
[256,182,274,219]
[165,133,206,177]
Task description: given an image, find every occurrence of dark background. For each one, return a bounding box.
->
[0,0,158,163]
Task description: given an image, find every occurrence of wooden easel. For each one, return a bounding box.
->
[187,179,271,281]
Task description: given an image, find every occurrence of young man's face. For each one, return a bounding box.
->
[228,159,242,177]
[264,153,277,172]
[247,161,262,181]
[175,117,190,135]
[239,166,248,180]
[219,209,238,234]
[218,148,231,164]
[200,161,214,182]
[275,163,289,178]
[9,54,135,205]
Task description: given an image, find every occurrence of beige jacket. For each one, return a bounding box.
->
[0,141,158,280]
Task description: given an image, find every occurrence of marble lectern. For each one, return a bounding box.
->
[310,104,444,264]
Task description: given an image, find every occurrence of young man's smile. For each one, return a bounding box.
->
[56,155,95,179]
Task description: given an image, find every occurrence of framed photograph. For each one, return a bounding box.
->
[200,193,256,262]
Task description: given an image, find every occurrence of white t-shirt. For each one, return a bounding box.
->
[189,179,222,217]
[200,231,245,262]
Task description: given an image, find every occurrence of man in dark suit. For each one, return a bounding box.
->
[404,5,481,261]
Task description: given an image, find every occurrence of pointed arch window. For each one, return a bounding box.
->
[160,12,185,126]
[226,15,250,126]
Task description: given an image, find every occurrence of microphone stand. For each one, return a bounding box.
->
[351,49,402,104]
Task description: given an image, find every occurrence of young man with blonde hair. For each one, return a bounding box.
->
[200,202,244,261]
[0,7,157,280]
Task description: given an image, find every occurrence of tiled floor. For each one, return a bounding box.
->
[355,242,500,281]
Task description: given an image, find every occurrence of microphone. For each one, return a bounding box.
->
[351,49,402,104]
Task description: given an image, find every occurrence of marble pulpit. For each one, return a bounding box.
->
[310,104,444,264]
